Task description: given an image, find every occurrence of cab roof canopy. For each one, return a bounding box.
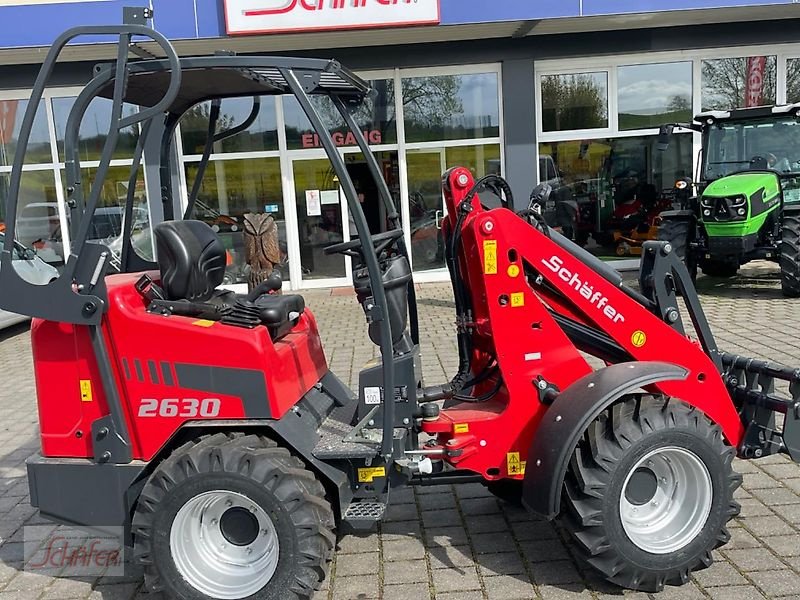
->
[94,56,373,115]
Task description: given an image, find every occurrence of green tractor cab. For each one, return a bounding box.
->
[658,105,800,295]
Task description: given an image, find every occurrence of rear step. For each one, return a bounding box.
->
[313,400,377,460]
[343,500,386,530]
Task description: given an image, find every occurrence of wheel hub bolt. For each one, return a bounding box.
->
[250,506,257,513]
[226,500,233,507]
[246,547,253,554]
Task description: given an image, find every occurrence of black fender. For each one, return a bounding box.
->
[660,209,695,220]
[522,361,689,520]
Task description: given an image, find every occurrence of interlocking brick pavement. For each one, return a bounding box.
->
[1,262,800,599]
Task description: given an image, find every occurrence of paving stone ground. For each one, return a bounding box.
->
[1,261,800,599]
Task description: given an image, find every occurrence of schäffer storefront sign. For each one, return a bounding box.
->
[224,0,441,35]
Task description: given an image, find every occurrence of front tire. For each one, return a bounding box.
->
[560,396,741,593]
[780,211,800,297]
[658,216,697,281]
[133,433,335,600]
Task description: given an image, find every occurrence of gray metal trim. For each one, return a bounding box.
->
[27,455,145,537]
[522,361,689,520]
[147,360,159,385]
[174,364,271,418]
[160,361,174,386]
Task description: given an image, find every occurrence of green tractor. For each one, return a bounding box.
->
[657,105,800,296]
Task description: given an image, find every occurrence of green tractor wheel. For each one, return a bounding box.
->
[658,216,697,281]
[780,211,800,297]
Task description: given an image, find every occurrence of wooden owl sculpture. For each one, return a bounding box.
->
[242,213,282,291]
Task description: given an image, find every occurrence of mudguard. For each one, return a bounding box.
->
[522,361,689,520]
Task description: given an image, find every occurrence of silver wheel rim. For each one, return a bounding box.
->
[619,446,713,555]
[170,490,279,599]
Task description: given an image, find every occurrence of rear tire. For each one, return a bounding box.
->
[559,396,741,593]
[133,433,335,600]
[658,217,697,281]
[780,211,800,297]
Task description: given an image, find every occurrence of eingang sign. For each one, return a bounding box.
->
[224,0,440,36]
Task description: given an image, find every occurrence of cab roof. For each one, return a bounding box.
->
[94,55,372,115]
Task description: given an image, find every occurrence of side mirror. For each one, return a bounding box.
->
[657,124,674,151]
[529,183,553,211]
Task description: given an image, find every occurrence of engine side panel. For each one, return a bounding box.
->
[31,272,328,461]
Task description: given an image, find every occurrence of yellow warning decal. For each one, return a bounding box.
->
[454,423,469,434]
[507,264,520,278]
[357,467,386,483]
[483,240,498,275]
[506,452,526,476]
[79,380,93,403]
[631,330,647,348]
[192,319,216,328]
[510,292,525,307]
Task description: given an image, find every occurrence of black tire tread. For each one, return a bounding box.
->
[561,395,741,593]
[780,212,800,297]
[658,216,697,281]
[132,433,334,600]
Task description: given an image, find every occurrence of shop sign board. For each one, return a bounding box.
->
[224,0,441,36]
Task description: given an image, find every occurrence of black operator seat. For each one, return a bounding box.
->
[153,220,305,339]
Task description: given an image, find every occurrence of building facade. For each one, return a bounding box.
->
[1,0,799,289]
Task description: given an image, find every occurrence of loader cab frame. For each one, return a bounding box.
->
[0,14,417,458]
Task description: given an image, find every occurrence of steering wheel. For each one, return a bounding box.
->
[324,229,404,258]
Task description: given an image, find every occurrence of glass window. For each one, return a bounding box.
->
[537,134,692,257]
[402,73,499,143]
[0,99,51,166]
[6,171,60,262]
[701,56,777,111]
[185,158,285,283]
[618,62,693,130]
[283,78,396,150]
[180,96,279,155]
[702,117,800,181]
[407,143,500,271]
[541,72,608,132]
[787,58,800,104]
[53,97,140,162]
[55,165,152,265]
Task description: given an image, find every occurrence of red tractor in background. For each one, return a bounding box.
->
[2,10,800,600]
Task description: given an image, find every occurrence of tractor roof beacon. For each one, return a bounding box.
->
[657,104,800,295]
[4,9,800,599]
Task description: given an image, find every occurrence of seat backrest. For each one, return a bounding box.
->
[153,220,226,302]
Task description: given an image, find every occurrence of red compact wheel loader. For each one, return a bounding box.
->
[3,10,800,599]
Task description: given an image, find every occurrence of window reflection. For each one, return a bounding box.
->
[701,56,777,111]
[0,99,51,166]
[52,97,139,162]
[402,73,500,142]
[180,97,279,155]
[542,72,608,132]
[283,79,396,150]
[618,62,692,130]
[538,134,692,256]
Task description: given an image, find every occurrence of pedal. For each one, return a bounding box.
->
[343,500,386,531]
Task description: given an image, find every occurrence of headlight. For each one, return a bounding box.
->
[701,197,713,208]
[737,207,747,216]
[730,195,747,207]
[703,209,712,217]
